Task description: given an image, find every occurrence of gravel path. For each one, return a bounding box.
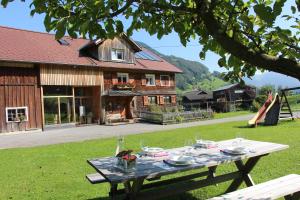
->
[0,114,255,149]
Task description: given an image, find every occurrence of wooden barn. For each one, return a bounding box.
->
[0,26,182,133]
[213,83,256,112]
[182,89,213,110]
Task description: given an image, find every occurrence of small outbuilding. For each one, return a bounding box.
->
[182,89,213,110]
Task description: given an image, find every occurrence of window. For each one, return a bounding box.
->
[160,75,170,86]
[117,73,129,83]
[6,107,28,122]
[57,39,70,46]
[164,96,172,104]
[112,49,124,61]
[148,96,157,105]
[146,74,155,86]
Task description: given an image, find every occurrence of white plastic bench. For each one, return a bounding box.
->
[209,174,300,200]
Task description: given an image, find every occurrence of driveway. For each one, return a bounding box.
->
[0,114,255,149]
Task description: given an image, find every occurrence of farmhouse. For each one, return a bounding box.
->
[0,26,182,133]
[213,83,256,112]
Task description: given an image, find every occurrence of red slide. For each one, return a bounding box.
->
[248,94,273,126]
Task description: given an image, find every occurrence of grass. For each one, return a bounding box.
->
[0,120,299,200]
[214,110,252,119]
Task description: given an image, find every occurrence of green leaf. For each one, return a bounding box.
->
[55,18,67,40]
[1,0,9,8]
[44,14,52,32]
[253,4,274,25]
[291,6,296,14]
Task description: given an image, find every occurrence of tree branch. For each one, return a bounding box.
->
[198,1,300,80]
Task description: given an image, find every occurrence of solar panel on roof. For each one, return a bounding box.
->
[57,39,70,46]
[135,50,160,61]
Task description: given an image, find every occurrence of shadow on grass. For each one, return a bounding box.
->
[234,125,253,129]
[87,192,200,200]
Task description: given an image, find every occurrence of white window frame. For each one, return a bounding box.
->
[117,73,129,83]
[145,74,156,86]
[160,75,170,86]
[6,106,28,123]
[111,49,125,61]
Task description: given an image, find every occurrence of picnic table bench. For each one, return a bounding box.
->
[210,174,300,200]
[87,139,289,200]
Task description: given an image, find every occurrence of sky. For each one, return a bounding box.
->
[0,1,223,71]
[0,0,299,86]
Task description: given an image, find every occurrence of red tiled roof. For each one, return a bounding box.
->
[0,26,182,73]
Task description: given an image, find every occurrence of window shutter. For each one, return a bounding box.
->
[171,95,176,104]
[170,75,175,86]
[143,96,149,106]
[112,73,118,85]
[159,96,164,105]
[141,74,146,86]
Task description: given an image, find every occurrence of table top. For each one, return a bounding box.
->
[87,139,288,184]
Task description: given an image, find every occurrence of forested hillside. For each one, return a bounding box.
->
[137,42,227,94]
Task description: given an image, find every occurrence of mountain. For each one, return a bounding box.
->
[136,42,227,93]
[244,72,300,89]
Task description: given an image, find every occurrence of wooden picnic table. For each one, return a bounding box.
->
[87,139,288,200]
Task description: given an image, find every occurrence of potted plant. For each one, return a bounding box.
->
[87,112,93,124]
[115,150,137,172]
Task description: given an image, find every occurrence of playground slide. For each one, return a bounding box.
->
[248,94,273,126]
[264,93,280,126]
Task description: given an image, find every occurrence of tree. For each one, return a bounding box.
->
[1,0,300,81]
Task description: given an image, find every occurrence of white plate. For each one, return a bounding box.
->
[168,155,194,165]
[194,140,216,148]
[222,147,248,155]
[142,147,164,154]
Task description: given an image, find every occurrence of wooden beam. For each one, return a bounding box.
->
[57,97,61,124]
[41,86,45,130]
[72,87,76,123]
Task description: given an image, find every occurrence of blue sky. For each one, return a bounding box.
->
[0,1,223,71]
[0,1,297,77]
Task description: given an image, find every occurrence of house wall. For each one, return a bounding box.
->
[213,85,256,102]
[40,64,103,86]
[96,37,136,63]
[103,71,177,113]
[0,66,42,133]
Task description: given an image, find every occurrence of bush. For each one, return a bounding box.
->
[255,95,268,105]
[250,100,261,112]
[175,115,184,123]
[148,105,162,113]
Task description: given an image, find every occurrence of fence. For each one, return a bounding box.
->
[139,110,213,125]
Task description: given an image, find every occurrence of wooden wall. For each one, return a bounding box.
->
[40,64,103,86]
[0,67,42,133]
[97,37,135,63]
[103,71,177,110]
[103,71,176,91]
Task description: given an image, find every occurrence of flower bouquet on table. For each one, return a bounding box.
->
[115,150,137,172]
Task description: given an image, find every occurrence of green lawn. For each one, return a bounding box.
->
[0,120,299,200]
[214,110,252,119]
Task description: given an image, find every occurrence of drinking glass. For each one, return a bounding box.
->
[234,133,244,147]
[184,139,194,155]
[140,140,146,151]
[195,134,202,144]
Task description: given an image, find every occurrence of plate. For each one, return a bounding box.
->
[194,140,216,148]
[221,147,248,155]
[167,155,194,165]
[142,147,164,154]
